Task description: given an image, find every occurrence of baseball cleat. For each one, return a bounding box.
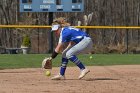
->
[79,69,90,79]
[51,74,65,80]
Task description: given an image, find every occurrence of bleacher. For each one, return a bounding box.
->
[5,48,22,54]
[0,46,22,54]
[0,46,6,54]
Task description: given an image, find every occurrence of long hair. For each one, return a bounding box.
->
[52,17,70,27]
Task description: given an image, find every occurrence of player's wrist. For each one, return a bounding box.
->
[51,50,58,59]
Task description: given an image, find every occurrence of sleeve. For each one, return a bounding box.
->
[59,29,71,43]
[58,31,62,43]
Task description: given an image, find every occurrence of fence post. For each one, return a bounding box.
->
[48,12,54,53]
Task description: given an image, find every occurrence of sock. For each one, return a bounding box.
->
[60,58,68,76]
[69,55,85,70]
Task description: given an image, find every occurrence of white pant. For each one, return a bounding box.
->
[62,37,93,58]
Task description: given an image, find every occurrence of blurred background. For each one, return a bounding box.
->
[0,0,140,54]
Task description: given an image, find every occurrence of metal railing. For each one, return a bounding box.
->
[0,25,140,29]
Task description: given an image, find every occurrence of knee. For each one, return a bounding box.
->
[66,52,73,59]
[62,51,67,58]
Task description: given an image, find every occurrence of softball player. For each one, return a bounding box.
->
[48,17,93,80]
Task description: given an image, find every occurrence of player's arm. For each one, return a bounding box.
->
[65,41,75,50]
[49,43,63,60]
[55,43,63,53]
[50,28,66,60]
[42,42,63,69]
[50,41,75,59]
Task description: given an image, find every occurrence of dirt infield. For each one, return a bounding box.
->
[0,65,140,93]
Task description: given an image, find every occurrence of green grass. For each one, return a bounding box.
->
[0,54,140,69]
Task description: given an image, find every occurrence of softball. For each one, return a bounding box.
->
[89,56,93,59]
[45,70,51,76]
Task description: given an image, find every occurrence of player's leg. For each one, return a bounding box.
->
[60,57,68,76]
[59,45,73,76]
[66,37,93,79]
[51,46,72,80]
[66,37,93,68]
[67,54,90,79]
[51,57,68,80]
[70,37,93,54]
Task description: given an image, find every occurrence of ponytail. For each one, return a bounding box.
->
[52,17,70,27]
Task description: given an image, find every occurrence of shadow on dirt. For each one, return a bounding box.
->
[65,78,119,81]
[85,78,120,81]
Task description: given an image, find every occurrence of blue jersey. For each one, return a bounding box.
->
[59,27,89,44]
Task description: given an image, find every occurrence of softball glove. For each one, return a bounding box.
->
[42,57,52,69]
